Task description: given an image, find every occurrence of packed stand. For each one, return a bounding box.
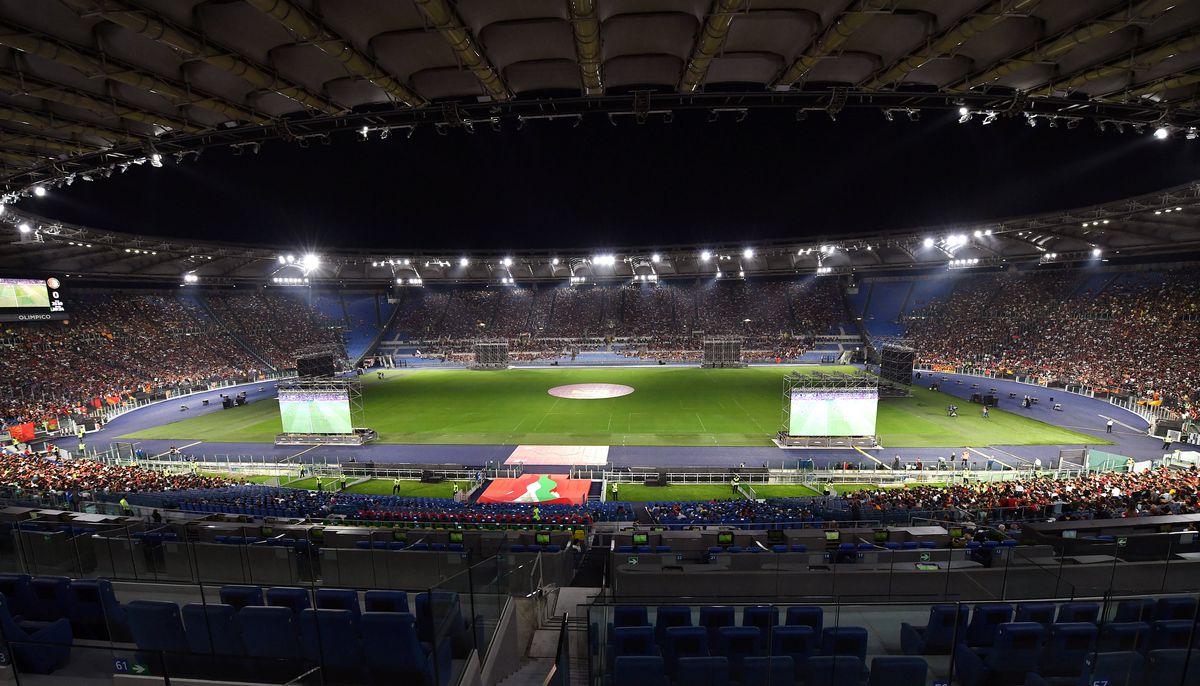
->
[203,292,344,369]
[0,451,235,503]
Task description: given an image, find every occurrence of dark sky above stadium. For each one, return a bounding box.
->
[24,108,1200,252]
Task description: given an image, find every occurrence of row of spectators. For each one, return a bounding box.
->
[905,269,1200,414]
[0,451,236,499]
[204,292,344,368]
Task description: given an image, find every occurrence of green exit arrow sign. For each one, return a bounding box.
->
[131,663,149,675]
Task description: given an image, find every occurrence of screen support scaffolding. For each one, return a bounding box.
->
[777,371,880,449]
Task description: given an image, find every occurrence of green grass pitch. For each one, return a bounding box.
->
[123,366,1112,448]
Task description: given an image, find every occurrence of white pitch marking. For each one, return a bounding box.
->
[150,441,201,459]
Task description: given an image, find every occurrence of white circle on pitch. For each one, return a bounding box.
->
[547,383,635,399]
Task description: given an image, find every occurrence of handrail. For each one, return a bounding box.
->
[543,613,570,686]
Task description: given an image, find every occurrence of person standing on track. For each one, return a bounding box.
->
[392,477,401,495]
[1106,419,1114,434]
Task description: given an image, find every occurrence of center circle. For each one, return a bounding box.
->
[547,383,635,400]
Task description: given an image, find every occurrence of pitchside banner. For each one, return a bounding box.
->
[789,389,878,436]
[478,474,591,506]
[278,390,352,434]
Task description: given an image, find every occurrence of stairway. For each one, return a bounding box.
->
[192,294,276,371]
[497,658,554,686]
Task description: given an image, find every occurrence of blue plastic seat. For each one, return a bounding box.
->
[953,622,1045,686]
[676,656,729,686]
[613,655,670,686]
[219,585,264,611]
[699,606,736,648]
[1056,602,1100,624]
[182,603,244,655]
[739,655,793,686]
[1155,597,1198,621]
[125,600,195,676]
[1113,598,1156,623]
[314,588,361,622]
[807,655,867,686]
[869,656,927,686]
[663,626,708,676]
[727,546,744,554]
[67,579,129,641]
[708,546,723,555]
[1144,649,1200,686]
[742,606,778,635]
[1014,602,1056,626]
[27,576,71,622]
[964,603,1014,648]
[716,626,764,671]
[365,590,410,614]
[612,626,660,659]
[509,544,526,553]
[900,604,968,655]
[616,545,633,553]
[265,587,310,615]
[544,544,561,552]
[654,606,692,645]
[1098,622,1152,652]
[238,606,306,660]
[1026,651,1143,686]
[1147,619,1196,651]
[299,608,366,684]
[1036,622,1097,678]
[771,545,788,553]
[614,605,650,628]
[635,545,652,554]
[0,574,33,617]
[790,544,807,552]
[361,612,451,686]
[820,626,868,661]
[771,625,817,676]
[785,606,823,634]
[0,593,71,674]
[918,541,937,549]
[901,541,919,550]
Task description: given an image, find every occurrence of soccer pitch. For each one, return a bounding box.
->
[123,366,1111,448]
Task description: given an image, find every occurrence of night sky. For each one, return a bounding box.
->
[22,108,1200,252]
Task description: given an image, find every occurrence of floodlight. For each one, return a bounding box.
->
[958,106,969,116]
[277,256,286,264]
[285,254,295,263]
[150,153,163,167]
[459,257,469,267]
[973,230,982,238]
[301,254,320,270]
[922,237,934,248]
[715,270,722,278]
[700,250,712,262]
[33,186,46,197]
[1092,248,1102,257]
[742,248,754,259]
[502,257,513,267]
[1153,127,1169,140]
[651,253,661,263]
[551,258,559,265]
[18,222,31,233]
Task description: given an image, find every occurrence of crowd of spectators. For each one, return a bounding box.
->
[203,292,344,368]
[905,269,1200,414]
[0,450,236,502]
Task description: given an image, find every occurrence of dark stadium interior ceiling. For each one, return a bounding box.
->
[0,0,1198,284]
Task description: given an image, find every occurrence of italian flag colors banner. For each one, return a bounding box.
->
[477,474,591,506]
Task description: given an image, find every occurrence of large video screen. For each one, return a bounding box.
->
[0,277,67,322]
[788,390,878,436]
[279,390,352,434]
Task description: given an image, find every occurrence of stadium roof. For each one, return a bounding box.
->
[2,177,1197,285]
[0,0,1199,195]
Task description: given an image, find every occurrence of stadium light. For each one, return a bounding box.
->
[285,254,295,263]
[593,254,616,266]
[551,257,559,266]
[183,273,199,284]
[18,222,31,233]
[651,253,661,263]
[742,248,754,259]
[277,256,286,264]
[715,270,722,278]
[700,250,712,262]
[1092,247,1102,257]
[501,257,513,267]
[1153,127,1169,140]
[300,254,320,271]
[922,237,934,248]
[459,257,469,267]
[33,186,46,197]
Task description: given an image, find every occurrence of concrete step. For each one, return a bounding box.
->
[498,658,554,686]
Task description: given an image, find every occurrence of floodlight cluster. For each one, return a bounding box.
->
[569,276,587,284]
[272,276,309,284]
[949,258,980,266]
[124,248,158,255]
[634,274,658,282]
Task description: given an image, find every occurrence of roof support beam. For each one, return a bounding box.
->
[772,0,894,88]
[0,24,270,125]
[862,0,1041,91]
[58,0,345,116]
[566,0,603,95]
[1099,72,1200,104]
[412,0,510,101]
[0,105,138,144]
[243,0,426,108]
[1028,34,1200,97]
[0,149,44,166]
[680,0,747,93]
[946,0,1179,93]
[0,134,94,154]
[0,73,202,133]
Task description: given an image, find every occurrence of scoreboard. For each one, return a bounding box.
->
[0,277,68,322]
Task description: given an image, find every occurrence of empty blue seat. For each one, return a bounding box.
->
[614,605,650,628]
[634,545,652,554]
[219,585,263,611]
[918,541,937,549]
[315,588,360,621]
[663,626,708,676]
[820,627,868,661]
[807,655,867,686]
[717,626,764,672]
[676,656,729,686]
[964,603,1013,648]
[699,606,736,647]
[544,544,561,553]
[1155,597,1198,621]
[954,622,1045,686]
[447,543,465,552]
[739,655,793,686]
[772,625,817,676]
[884,542,901,550]
[1098,622,1152,652]
[509,544,525,553]
[1144,649,1200,686]
[614,655,670,686]
[0,574,33,617]
[869,656,927,686]
[790,544,807,553]
[708,546,723,555]
[1147,619,1196,651]
[785,606,823,634]
[901,542,919,550]
[238,606,306,660]
[361,612,451,686]
[126,600,194,676]
[727,546,744,554]
[365,590,410,614]
[654,606,692,645]
[182,603,244,655]
[27,576,71,622]
[857,543,874,551]
[265,587,310,615]
[67,579,129,641]
[0,593,71,674]
[901,604,968,655]
[742,606,778,634]
[1114,598,1156,623]
[299,608,366,684]
[1026,651,1143,686]
[1014,602,1056,625]
[612,626,659,659]
[1037,622,1097,678]
[1056,602,1100,624]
